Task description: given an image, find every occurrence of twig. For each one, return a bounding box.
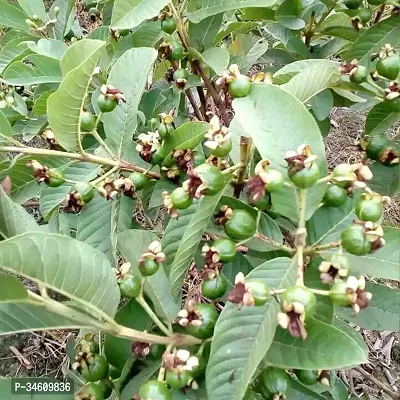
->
[254,232,295,254]
[196,86,208,119]
[221,162,245,175]
[9,346,32,369]
[90,165,119,186]
[304,241,342,255]
[91,130,116,160]
[354,366,400,400]
[295,189,308,285]
[185,88,205,121]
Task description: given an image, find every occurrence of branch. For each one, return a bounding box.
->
[304,241,342,255]
[295,189,308,285]
[253,232,295,255]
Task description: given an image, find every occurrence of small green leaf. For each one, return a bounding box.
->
[0,110,14,144]
[3,54,62,85]
[265,319,368,369]
[201,47,230,75]
[17,0,46,21]
[0,232,120,316]
[336,282,400,332]
[0,0,30,33]
[190,13,224,50]
[33,91,54,116]
[168,188,227,299]
[0,185,40,239]
[102,47,157,157]
[104,300,150,370]
[365,101,400,137]
[276,0,305,30]
[206,258,296,400]
[0,273,28,302]
[48,40,105,151]
[344,16,400,64]
[309,90,334,121]
[0,35,34,74]
[27,39,68,60]
[118,229,180,322]
[368,162,400,196]
[187,0,278,23]
[215,21,258,44]
[111,0,169,30]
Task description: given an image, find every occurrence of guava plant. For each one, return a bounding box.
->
[0,0,399,399]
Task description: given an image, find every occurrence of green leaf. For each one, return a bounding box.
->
[162,121,210,164]
[0,0,30,33]
[103,47,157,156]
[104,300,150,370]
[0,273,28,302]
[365,101,400,137]
[201,47,230,75]
[265,319,368,369]
[276,0,305,30]
[0,232,120,316]
[282,61,341,103]
[48,40,105,151]
[49,0,75,40]
[334,227,400,280]
[214,21,259,44]
[232,83,328,221]
[168,189,227,299]
[309,90,334,121]
[131,21,163,48]
[0,110,14,144]
[368,162,400,196]
[287,377,329,399]
[189,13,224,50]
[344,16,400,64]
[33,90,54,116]
[3,54,62,85]
[0,34,34,74]
[17,0,46,21]
[111,0,169,30]
[118,229,180,321]
[120,361,160,400]
[336,282,400,332]
[149,179,177,209]
[0,185,40,239]
[306,197,356,246]
[206,258,296,400]
[27,39,68,60]
[240,7,275,20]
[187,0,278,23]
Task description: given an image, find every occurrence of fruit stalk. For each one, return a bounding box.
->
[295,189,308,285]
[304,240,342,255]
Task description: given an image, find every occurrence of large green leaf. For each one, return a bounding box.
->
[111,0,169,30]
[189,13,224,50]
[187,0,278,23]
[0,35,34,74]
[17,0,46,20]
[0,186,40,239]
[201,47,230,75]
[28,39,68,60]
[0,0,30,33]
[0,273,28,302]
[102,47,157,157]
[104,300,150,370]
[232,83,327,221]
[265,319,368,369]
[275,0,305,30]
[368,162,400,196]
[344,16,400,64]
[206,258,296,400]
[118,229,180,322]
[282,61,341,103]
[336,282,400,332]
[47,40,105,151]
[0,232,120,316]
[214,21,259,44]
[168,188,227,299]
[3,54,62,85]
[365,101,400,137]
[0,110,14,144]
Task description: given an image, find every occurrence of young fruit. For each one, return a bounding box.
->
[331,163,355,187]
[186,303,218,339]
[77,334,100,355]
[224,209,257,240]
[151,146,168,166]
[350,65,368,84]
[355,197,383,222]
[295,369,319,385]
[323,184,347,207]
[358,8,372,24]
[158,123,168,138]
[191,353,207,378]
[210,139,233,157]
[97,94,117,113]
[201,275,227,300]
[329,280,351,306]
[72,182,95,203]
[264,169,284,193]
[129,172,148,191]
[253,192,272,211]
[76,383,104,400]
[288,162,320,189]
[245,281,270,306]
[282,286,316,318]
[161,17,177,34]
[119,275,141,298]
[80,111,96,132]
[341,224,372,255]
[168,40,185,61]
[344,0,362,9]
[228,74,251,98]
[171,187,192,209]
[258,367,290,399]
[165,368,193,389]
[212,238,237,262]
[97,378,113,399]
[376,53,400,80]
[365,135,388,161]
[80,354,109,382]
[139,259,159,276]
[47,170,65,188]
[174,68,188,82]
[138,380,172,400]
[194,163,225,195]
